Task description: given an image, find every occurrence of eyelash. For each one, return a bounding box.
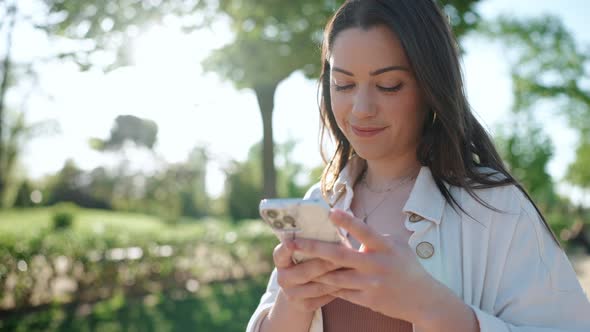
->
[334,83,404,92]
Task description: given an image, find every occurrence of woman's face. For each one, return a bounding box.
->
[329,25,427,162]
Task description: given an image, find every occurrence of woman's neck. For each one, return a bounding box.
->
[362,153,421,191]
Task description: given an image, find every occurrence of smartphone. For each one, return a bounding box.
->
[259,198,350,263]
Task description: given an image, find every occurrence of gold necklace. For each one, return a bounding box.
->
[359,169,417,224]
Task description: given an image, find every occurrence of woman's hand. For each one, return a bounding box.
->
[272,240,342,313]
[290,208,439,323]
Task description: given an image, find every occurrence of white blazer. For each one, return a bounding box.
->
[247,157,590,332]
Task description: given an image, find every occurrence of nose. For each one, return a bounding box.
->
[351,84,376,118]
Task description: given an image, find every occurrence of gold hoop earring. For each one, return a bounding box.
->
[431,112,437,126]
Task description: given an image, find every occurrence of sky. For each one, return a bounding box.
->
[3,0,590,203]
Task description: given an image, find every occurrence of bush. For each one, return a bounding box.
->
[51,203,78,230]
[0,208,277,312]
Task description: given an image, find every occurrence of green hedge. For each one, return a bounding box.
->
[0,208,277,312]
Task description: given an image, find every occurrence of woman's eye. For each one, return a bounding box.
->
[334,84,354,91]
[377,83,403,92]
[333,82,403,92]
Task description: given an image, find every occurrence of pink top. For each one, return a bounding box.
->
[322,175,416,331]
[322,297,413,332]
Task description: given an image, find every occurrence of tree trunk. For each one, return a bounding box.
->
[254,84,278,198]
[0,2,17,205]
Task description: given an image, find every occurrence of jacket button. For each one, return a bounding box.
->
[409,213,424,223]
[416,242,434,259]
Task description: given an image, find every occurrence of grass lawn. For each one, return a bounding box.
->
[0,207,274,258]
[0,207,237,240]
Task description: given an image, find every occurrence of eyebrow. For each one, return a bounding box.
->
[332,65,409,76]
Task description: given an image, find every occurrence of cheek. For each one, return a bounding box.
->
[330,92,350,128]
[386,92,423,124]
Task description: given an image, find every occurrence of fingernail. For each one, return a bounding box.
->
[358,243,366,252]
[329,209,343,223]
[329,208,338,218]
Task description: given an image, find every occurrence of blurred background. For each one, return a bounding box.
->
[0,0,589,331]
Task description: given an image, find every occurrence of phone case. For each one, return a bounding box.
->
[259,198,349,263]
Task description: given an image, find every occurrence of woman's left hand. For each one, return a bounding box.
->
[290,208,439,324]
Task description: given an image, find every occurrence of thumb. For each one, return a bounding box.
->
[273,241,296,268]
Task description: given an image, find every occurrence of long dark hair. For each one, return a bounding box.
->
[317,0,561,247]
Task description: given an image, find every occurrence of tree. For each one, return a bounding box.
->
[0,110,58,207]
[202,0,483,198]
[0,0,209,204]
[2,0,484,203]
[89,114,160,211]
[89,115,158,151]
[567,141,590,191]
[222,139,316,220]
[44,159,110,208]
[481,15,590,192]
[142,145,210,220]
[182,146,210,217]
[482,15,590,251]
[494,114,556,209]
[222,142,263,221]
[0,2,18,204]
[46,159,84,205]
[13,179,35,207]
[275,138,308,198]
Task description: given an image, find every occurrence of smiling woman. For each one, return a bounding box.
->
[246,1,590,332]
[328,25,425,169]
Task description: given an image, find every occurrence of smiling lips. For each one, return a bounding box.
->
[351,125,387,137]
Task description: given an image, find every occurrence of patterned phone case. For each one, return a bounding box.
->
[259,198,349,263]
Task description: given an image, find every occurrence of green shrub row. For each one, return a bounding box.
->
[0,209,277,312]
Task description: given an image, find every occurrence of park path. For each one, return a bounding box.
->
[572,254,590,298]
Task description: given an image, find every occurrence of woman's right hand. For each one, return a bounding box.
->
[273,240,341,313]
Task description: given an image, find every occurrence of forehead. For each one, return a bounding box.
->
[329,25,410,70]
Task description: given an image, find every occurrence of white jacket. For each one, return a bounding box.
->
[247,157,590,332]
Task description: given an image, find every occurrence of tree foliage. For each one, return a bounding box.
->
[494,115,556,207]
[223,139,316,221]
[90,115,158,151]
[481,15,590,190]
[0,0,206,204]
[1,0,485,204]
[203,0,483,198]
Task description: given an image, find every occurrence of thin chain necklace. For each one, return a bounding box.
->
[359,168,418,224]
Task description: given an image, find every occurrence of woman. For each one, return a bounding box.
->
[247,0,590,331]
